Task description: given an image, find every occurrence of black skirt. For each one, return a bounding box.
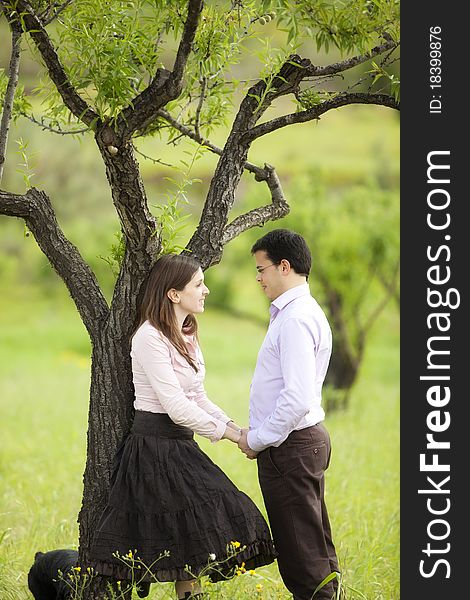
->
[89,411,277,582]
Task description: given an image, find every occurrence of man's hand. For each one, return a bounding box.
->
[238,429,258,460]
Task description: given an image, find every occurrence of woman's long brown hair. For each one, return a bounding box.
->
[135,254,201,371]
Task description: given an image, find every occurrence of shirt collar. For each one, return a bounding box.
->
[271,282,310,315]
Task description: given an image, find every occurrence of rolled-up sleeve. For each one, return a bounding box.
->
[247,318,316,452]
[132,329,227,442]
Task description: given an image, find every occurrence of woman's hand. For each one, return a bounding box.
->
[226,420,244,433]
[238,429,258,459]
[222,424,242,443]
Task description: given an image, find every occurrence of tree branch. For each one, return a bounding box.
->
[351,259,378,319]
[39,0,75,26]
[156,110,289,247]
[244,93,399,143]
[133,144,173,168]
[118,0,204,137]
[177,46,398,269]
[0,187,109,336]
[194,75,207,139]
[156,108,268,180]
[171,0,203,83]
[222,164,289,245]
[378,260,400,307]
[20,111,89,135]
[303,38,399,77]
[0,10,22,182]
[362,259,400,337]
[0,187,31,218]
[94,131,161,256]
[3,0,99,127]
[184,55,313,267]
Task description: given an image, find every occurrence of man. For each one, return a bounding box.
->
[238,229,339,600]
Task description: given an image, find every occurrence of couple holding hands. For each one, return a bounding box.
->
[89,229,339,600]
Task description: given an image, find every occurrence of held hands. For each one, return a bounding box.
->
[238,428,258,460]
[223,422,257,459]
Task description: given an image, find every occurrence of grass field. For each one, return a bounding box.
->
[0,287,399,600]
[1,15,399,598]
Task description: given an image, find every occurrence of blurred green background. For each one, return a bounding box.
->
[0,15,399,599]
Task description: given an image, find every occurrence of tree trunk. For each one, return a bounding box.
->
[74,125,162,597]
[320,281,360,409]
[0,21,22,182]
[187,142,249,267]
[77,322,135,597]
[326,340,359,391]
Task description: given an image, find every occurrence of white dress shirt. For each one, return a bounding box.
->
[247,283,332,452]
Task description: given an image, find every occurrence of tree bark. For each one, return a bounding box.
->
[118,0,204,138]
[317,273,360,404]
[78,328,135,563]
[95,127,159,250]
[8,0,99,127]
[186,55,310,267]
[75,134,163,585]
[0,15,22,182]
[0,188,109,333]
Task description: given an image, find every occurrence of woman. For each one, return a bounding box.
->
[89,254,276,599]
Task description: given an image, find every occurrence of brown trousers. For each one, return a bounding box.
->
[257,423,339,600]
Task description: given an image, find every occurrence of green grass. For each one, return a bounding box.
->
[1,16,399,598]
[0,289,399,600]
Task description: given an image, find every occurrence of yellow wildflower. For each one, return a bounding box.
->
[230,541,241,548]
[73,566,81,572]
[249,569,256,575]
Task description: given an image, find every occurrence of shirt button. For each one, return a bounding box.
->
[314,449,318,454]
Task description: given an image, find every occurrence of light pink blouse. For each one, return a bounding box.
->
[131,321,230,442]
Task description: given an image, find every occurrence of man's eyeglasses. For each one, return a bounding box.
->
[256,263,278,275]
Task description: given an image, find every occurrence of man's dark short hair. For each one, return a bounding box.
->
[251,229,311,277]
